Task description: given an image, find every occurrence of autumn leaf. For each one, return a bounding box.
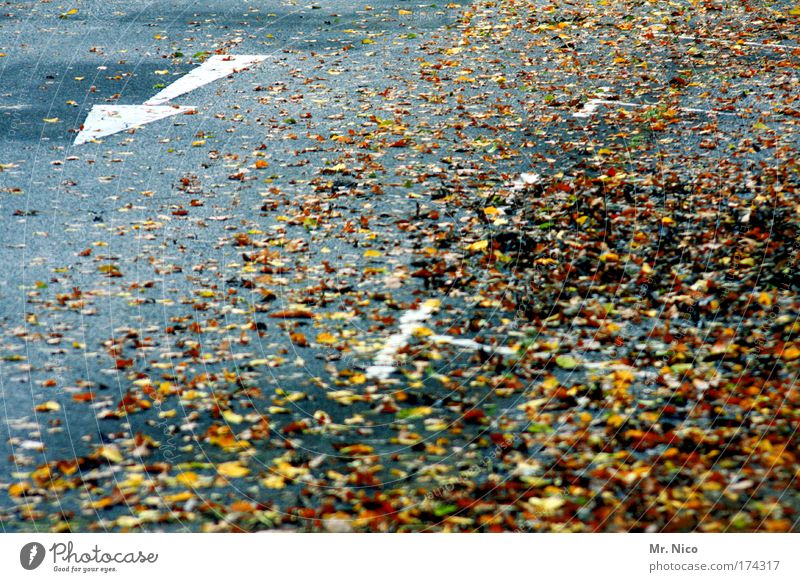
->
[217,461,249,478]
[555,355,580,369]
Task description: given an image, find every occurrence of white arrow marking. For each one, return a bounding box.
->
[573,99,642,118]
[75,55,268,145]
[73,104,195,145]
[366,300,439,380]
[429,334,517,356]
[365,299,517,381]
[573,98,737,118]
[144,54,268,105]
[655,33,799,51]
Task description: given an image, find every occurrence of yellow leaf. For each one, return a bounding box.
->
[116,515,140,528]
[466,239,489,252]
[324,162,347,174]
[176,472,199,486]
[222,410,243,424]
[317,332,337,344]
[8,482,30,496]
[783,345,800,361]
[363,249,381,258]
[398,407,432,419]
[340,444,375,455]
[261,474,286,489]
[164,491,193,503]
[398,9,412,15]
[35,400,61,412]
[217,461,249,478]
[95,445,123,464]
[607,414,625,429]
[98,264,121,276]
[528,496,565,514]
[88,496,116,509]
[43,117,60,123]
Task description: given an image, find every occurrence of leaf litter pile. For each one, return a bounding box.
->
[1,0,799,532]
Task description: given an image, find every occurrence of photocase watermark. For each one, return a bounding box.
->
[19,541,158,574]
[20,542,46,570]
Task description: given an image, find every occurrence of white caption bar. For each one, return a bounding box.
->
[1,534,797,582]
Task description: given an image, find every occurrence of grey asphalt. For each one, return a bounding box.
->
[0,0,467,530]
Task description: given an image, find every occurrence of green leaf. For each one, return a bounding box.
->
[527,423,554,434]
[555,355,580,369]
[433,503,458,516]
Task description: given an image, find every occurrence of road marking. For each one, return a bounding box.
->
[655,33,800,51]
[365,299,517,380]
[573,98,737,118]
[74,54,268,145]
[144,55,268,106]
[573,99,641,118]
[512,172,541,189]
[366,299,440,380]
[429,334,517,356]
[73,105,195,145]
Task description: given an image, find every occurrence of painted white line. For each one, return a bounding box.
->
[365,300,517,380]
[144,54,268,105]
[573,99,641,118]
[655,33,800,51]
[430,335,517,356]
[366,299,440,380]
[512,172,541,189]
[74,55,268,145]
[73,104,195,145]
[573,98,737,118]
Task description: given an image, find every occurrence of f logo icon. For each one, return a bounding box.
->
[20,542,46,570]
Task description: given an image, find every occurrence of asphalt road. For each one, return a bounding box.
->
[0,0,798,532]
[0,0,470,529]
